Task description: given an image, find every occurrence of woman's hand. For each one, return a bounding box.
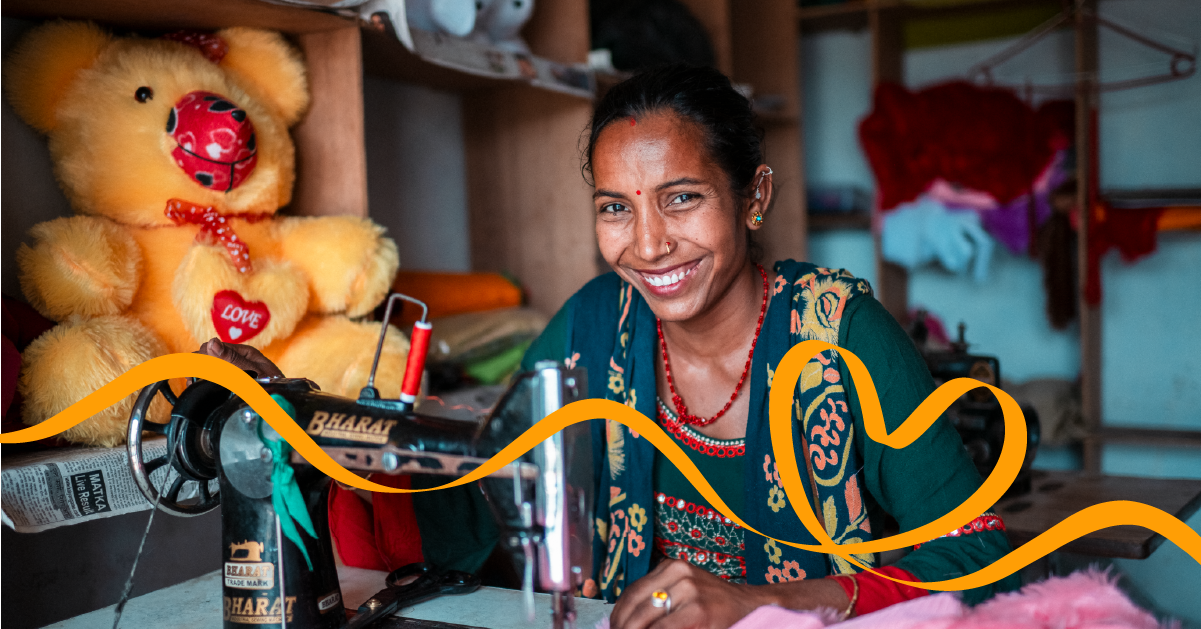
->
[196,338,284,379]
[609,559,851,629]
[609,560,774,629]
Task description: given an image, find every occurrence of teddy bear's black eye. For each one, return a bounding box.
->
[135,86,154,103]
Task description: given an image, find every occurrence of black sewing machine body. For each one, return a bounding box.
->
[127,363,591,629]
[912,317,1041,498]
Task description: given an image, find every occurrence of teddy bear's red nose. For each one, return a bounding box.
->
[168,90,258,192]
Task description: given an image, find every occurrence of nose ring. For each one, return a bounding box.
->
[665,241,672,254]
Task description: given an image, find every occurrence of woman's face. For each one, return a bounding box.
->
[591,110,757,323]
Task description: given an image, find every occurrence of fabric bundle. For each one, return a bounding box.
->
[860,81,1075,289]
[859,81,1072,214]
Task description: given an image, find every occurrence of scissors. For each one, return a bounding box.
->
[345,562,481,628]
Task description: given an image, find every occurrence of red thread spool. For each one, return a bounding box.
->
[400,320,432,404]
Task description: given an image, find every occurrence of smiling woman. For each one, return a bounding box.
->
[517,65,1021,629]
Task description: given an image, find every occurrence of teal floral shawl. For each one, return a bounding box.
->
[561,260,877,602]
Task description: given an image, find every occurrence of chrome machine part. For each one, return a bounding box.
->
[531,360,590,629]
[290,447,540,479]
[220,409,276,499]
[126,381,222,516]
[362,291,428,397]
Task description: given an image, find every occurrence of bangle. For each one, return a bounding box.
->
[838,575,859,621]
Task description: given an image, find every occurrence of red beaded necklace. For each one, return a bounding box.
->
[656,264,769,427]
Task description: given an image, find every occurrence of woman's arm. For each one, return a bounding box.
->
[838,296,1020,611]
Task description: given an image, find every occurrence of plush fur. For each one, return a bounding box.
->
[18,316,170,447]
[5,22,405,445]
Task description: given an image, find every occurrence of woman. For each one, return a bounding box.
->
[203,64,1018,627]
[516,65,1018,628]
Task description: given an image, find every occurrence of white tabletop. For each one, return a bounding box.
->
[49,565,611,629]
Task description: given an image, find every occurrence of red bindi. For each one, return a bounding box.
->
[629,117,636,126]
[636,190,641,195]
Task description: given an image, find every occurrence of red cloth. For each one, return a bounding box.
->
[829,566,928,617]
[1084,203,1164,305]
[328,474,424,571]
[1,297,67,448]
[161,31,229,64]
[2,335,19,419]
[858,81,1071,211]
[1079,112,1163,306]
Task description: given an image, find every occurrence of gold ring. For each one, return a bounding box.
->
[650,589,671,613]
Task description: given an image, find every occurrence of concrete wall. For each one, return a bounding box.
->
[363,77,471,272]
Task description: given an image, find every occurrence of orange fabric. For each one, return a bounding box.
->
[390,271,523,328]
[328,474,424,571]
[1158,206,1201,231]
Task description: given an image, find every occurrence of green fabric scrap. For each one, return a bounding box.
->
[464,339,533,384]
[258,394,318,570]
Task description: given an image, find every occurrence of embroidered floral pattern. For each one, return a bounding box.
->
[593,263,875,602]
[768,485,787,513]
[765,559,807,583]
[774,266,877,577]
[763,538,783,564]
[654,493,746,580]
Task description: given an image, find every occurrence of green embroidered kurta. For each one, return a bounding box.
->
[652,398,748,581]
[518,261,1019,605]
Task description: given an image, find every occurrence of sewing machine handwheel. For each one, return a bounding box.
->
[127,380,221,517]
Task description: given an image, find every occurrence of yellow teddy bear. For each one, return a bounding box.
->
[5,22,408,446]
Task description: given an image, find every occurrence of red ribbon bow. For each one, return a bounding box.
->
[165,199,269,273]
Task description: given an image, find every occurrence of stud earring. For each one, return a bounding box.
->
[751,212,764,226]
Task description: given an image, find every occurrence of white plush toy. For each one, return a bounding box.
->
[470,0,534,53]
[404,0,477,37]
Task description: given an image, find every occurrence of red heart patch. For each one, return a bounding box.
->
[211,290,271,344]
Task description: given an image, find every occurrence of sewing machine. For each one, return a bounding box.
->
[124,294,592,629]
[910,312,1040,497]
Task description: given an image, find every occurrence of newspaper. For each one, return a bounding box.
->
[407,28,595,98]
[1,436,209,533]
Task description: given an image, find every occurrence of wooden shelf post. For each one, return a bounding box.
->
[290,26,369,217]
[463,0,598,317]
[1075,0,1103,473]
[732,0,808,264]
[869,1,909,325]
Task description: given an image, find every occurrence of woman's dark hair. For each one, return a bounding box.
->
[583,64,766,259]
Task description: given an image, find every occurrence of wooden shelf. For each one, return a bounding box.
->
[798,0,1064,33]
[798,1,878,33]
[1,0,353,34]
[361,26,515,93]
[995,470,1201,559]
[1093,426,1201,448]
[360,26,593,99]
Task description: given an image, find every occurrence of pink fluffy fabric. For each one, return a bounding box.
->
[641,570,1176,629]
[952,569,1171,629]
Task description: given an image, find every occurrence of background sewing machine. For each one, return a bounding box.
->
[124,294,593,629]
[910,311,1041,498]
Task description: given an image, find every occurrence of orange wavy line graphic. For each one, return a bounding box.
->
[3,348,1198,592]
